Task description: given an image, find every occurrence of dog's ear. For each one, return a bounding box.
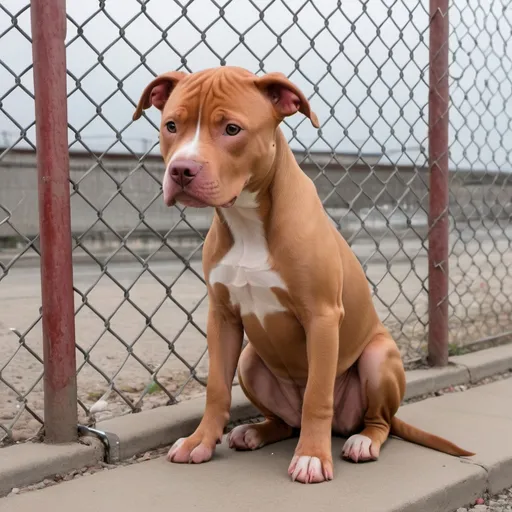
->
[254,72,319,128]
[132,71,187,121]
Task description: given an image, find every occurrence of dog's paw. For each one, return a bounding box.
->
[342,434,378,463]
[288,455,333,484]
[228,424,264,451]
[167,434,218,464]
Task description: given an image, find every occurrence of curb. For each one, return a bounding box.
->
[0,437,103,497]
[94,387,259,461]
[450,343,512,383]
[1,343,511,498]
[404,363,470,400]
[407,464,486,512]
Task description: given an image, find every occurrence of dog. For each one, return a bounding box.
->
[133,66,474,484]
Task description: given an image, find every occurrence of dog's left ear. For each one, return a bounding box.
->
[254,72,320,128]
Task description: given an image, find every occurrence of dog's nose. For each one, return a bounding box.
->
[169,160,202,187]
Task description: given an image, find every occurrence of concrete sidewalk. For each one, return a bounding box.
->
[2,378,512,512]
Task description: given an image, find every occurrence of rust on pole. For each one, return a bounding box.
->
[428,0,450,366]
[30,0,78,442]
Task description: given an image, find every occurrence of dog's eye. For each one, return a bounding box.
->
[166,121,177,133]
[225,124,241,136]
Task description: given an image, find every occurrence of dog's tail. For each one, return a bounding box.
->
[390,417,475,457]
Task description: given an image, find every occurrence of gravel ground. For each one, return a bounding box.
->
[456,489,512,512]
[403,369,512,404]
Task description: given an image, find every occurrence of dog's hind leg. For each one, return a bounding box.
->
[228,343,295,451]
[341,334,405,463]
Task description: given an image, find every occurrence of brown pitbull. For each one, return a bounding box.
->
[133,66,474,484]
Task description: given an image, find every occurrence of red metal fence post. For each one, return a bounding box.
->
[30,0,78,443]
[428,0,450,366]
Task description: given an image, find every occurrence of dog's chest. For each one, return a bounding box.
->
[209,201,287,324]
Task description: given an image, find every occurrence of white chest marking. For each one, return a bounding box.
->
[209,192,287,324]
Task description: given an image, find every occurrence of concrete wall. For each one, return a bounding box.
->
[1,147,510,248]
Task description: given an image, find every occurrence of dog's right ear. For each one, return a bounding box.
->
[132,71,187,121]
[254,72,320,128]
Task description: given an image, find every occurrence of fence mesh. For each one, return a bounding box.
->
[0,1,44,445]
[0,0,510,445]
[448,0,512,348]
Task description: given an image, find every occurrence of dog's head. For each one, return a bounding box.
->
[133,66,319,208]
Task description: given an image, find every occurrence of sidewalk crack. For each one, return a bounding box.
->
[461,458,488,473]
[453,361,473,383]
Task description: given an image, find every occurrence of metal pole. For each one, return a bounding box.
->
[30,0,77,442]
[428,0,450,366]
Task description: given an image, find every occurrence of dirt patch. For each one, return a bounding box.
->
[1,243,511,444]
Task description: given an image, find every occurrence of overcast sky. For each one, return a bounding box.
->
[1,0,511,171]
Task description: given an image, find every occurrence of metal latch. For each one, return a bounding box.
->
[78,424,121,464]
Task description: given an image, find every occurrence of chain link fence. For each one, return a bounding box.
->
[0,1,44,445]
[0,0,511,445]
[448,0,512,347]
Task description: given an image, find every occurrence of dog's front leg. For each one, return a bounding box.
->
[288,309,342,483]
[167,301,243,464]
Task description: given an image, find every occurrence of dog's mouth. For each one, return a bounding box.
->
[173,194,209,208]
[162,168,244,209]
[220,196,237,208]
[169,192,238,209]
